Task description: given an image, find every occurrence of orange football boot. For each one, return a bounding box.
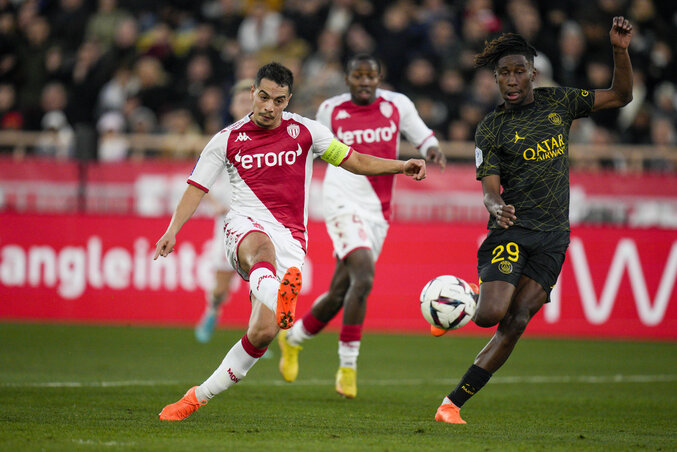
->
[277,267,302,329]
[435,403,466,424]
[430,325,448,337]
[158,386,207,421]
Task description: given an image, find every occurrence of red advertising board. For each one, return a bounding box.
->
[1,213,675,339]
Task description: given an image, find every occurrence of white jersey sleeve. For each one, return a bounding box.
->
[187,129,231,192]
[291,113,351,166]
[386,91,439,157]
[316,99,334,129]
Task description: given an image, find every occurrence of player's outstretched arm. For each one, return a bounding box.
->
[481,175,516,229]
[593,16,633,111]
[340,150,427,180]
[153,184,206,259]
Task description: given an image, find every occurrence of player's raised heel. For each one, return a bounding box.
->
[278,329,302,382]
[335,367,357,398]
[158,386,207,421]
[277,267,302,329]
[434,403,466,424]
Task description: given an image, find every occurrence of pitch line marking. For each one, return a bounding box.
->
[2,374,676,388]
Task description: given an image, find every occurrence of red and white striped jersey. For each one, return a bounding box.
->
[188,112,350,251]
[317,89,438,222]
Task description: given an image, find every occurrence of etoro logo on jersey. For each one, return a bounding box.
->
[336,120,397,146]
[234,143,303,169]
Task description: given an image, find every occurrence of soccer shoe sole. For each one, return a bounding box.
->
[277,267,302,329]
[434,403,466,424]
[278,329,302,382]
[335,367,357,399]
[158,386,207,421]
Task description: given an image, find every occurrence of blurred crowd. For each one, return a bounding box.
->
[0,0,675,163]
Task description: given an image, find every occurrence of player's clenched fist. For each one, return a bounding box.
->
[403,159,426,180]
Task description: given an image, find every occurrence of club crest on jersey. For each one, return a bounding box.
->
[235,132,251,142]
[287,124,300,139]
[548,113,562,125]
[379,101,393,118]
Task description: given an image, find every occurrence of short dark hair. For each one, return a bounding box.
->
[474,33,537,70]
[255,62,294,94]
[346,53,382,74]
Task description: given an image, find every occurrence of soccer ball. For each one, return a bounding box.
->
[420,275,477,330]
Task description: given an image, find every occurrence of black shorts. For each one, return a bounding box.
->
[477,227,570,298]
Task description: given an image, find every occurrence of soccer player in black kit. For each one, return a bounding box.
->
[435,17,634,424]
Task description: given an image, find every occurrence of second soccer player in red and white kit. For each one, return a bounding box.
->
[279,54,446,398]
[154,62,427,421]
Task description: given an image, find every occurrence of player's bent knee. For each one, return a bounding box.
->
[247,324,277,348]
[473,299,506,327]
[351,274,374,298]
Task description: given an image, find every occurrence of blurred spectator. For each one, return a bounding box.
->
[425,19,463,69]
[159,108,202,160]
[0,9,20,85]
[343,23,376,60]
[17,15,51,111]
[256,18,309,66]
[137,22,178,74]
[178,54,217,113]
[0,83,23,130]
[282,0,327,45]
[195,84,226,135]
[646,116,676,171]
[127,105,158,159]
[35,110,74,159]
[98,65,139,115]
[67,41,107,127]
[134,56,175,117]
[98,16,139,80]
[622,103,652,145]
[96,110,129,161]
[47,0,90,55]
[652,82,677,123]
[377,2,415,87]
[201,0,244,41]
[182,22,232,81]
[85,0,133,51]
[555,21,587,88]
[237,1,281,54]
[447,119,472,142]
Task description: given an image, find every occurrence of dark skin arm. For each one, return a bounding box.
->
[481,174,516,229]
[592,16,633,111]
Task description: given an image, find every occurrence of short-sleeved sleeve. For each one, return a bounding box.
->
[316,100,333,128]
[562,87,595,119]
[300,116,352,166]
[392,92,440,157]
[187,131,229,192]
[475,116,500,181]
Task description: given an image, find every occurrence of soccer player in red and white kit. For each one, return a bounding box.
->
[278,54,445,398]
[153,62,427,421]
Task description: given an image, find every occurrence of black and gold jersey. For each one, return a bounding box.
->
[475,87,595,231]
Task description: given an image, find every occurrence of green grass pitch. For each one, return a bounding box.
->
[1,323,675,451]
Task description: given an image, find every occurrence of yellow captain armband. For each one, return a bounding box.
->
[321,138,351,166]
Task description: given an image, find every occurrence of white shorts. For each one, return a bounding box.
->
[326,212,389,261]
[223,212,306,281]
[212,214,234,272]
